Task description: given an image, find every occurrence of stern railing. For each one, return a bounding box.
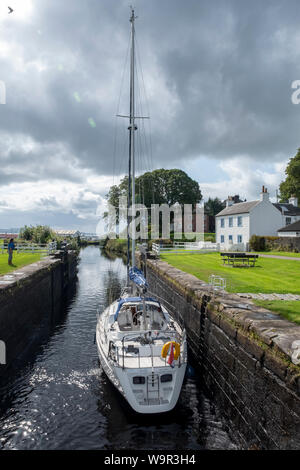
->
[116,330,186,370]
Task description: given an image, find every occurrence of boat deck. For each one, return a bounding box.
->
[114,338,184,369]
[119,321,162,332]
[116,355,173,369]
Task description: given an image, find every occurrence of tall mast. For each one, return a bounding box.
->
[129,7,137,270]
[119,8,148,283]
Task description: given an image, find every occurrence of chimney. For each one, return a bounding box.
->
[260,185,269,202]
[289,195,298,207]
[226,196,234,207]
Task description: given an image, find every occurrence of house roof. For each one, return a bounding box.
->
[216,196,300,218]
[0,233,18,238]
[273,203,300,216]
[216,200,260,217]
[278,220,300,232]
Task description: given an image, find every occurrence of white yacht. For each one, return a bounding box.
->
[95,9,187,414]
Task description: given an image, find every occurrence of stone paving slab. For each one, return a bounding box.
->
[272,331,300,365]
[0,257,61,292]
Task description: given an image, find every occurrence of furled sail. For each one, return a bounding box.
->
[129,266,149,289]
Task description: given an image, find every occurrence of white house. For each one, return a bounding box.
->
[215,187,300,250]
[273,195,300,227]
[278,220,300,237]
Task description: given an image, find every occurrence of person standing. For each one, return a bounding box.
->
[7,238,15,266]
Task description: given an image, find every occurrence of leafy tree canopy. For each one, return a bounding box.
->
[204,197,225,216]
[106,169,202,210]
[19,225,55,244]
[279,148,300,203]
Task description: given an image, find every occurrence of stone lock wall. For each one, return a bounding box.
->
[145,258,300,450]
[267,236,300,252]
[0,252,78,375]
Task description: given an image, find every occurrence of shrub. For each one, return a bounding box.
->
[148,239,173,250]
[19,225,34,241]
[104,238,127,254]
[249,235,266,251]
[19,225,55,244]
[204,235,215,242]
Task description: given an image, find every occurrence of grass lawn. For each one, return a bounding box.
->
[160,252,300,295]
[252,300,300,325]
[0,253,41,275]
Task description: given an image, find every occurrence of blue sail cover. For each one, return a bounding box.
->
[129,266,148,289]
[114,296,160,321]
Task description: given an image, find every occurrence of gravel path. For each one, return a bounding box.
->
[249,253,300,261]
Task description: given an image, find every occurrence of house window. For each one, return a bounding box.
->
[229,217,233,227]
[229,235,233,243]
[237,216,243,227]
[237,235,243,243]
[286,217,292,225]
[220,235,224,243]
[220,218,224,228]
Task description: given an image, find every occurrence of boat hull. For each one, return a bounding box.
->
[96,331,187,414]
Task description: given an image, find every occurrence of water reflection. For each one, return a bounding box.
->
[0,246,240,450]
[103,268,123,306]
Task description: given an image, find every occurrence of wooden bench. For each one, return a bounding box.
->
[220,252,259,267]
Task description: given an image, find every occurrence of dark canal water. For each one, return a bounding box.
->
[0,246,240,450]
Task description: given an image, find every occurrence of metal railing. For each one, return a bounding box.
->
[209,274,226,291]
[1,241,57,256]
[110,330,187,370]
[152,241,219,256]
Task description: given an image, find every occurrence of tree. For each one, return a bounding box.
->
[279,148,300,202]
[162,169,202,207]
[204,197,225,216]
[106,184,122,209]
[33,225,54,244]
[107,169,202,209]
[19,225,54,244]
[19,225,34,241]
[105,170,202,239]
[105,180,128,230]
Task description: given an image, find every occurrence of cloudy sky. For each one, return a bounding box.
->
[0,0,300,232]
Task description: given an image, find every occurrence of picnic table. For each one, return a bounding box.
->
[220,252,259,267]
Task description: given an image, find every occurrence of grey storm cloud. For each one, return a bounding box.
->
[1,0,300,187]
[0,207,88,230]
